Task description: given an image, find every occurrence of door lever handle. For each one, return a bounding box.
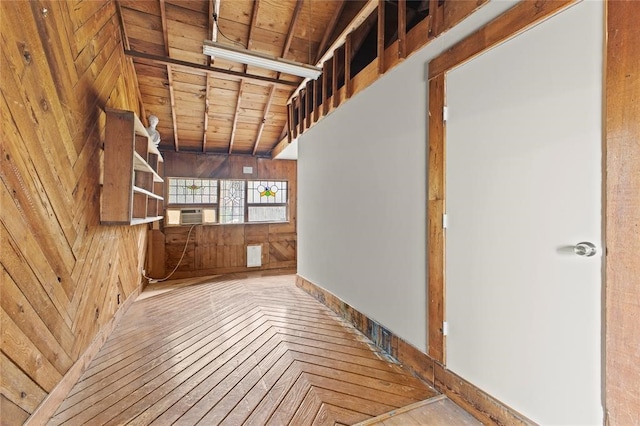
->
[574,242,597,257]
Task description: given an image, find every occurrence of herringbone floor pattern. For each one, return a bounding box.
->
[49,274,437,425]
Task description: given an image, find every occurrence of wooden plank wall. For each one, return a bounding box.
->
[0,0,148,422]
[605,1,640,422]
[161,152,297,279]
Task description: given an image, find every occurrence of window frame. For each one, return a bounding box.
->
[165,177,289,226]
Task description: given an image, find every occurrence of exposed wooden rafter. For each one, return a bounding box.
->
[229,80,245,154]
[283,0,304,59]
[288,0,378,102]
[159,0,179,151]
[272,0,304,147]
[315,1,345,64]
[252,84,276,155]
[202,0,219,153]
[114,0,146,122]
[245,0,260,73]
[315,0,378,67]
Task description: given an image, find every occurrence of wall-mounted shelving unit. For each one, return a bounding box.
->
[101,108,164,225]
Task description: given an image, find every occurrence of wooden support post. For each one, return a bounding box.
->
[322,60,330,116]
[427,74,445,364]
[300,89,306,133]
[345,33,352,99]
[332,55,339,109]
[333,46,342,109]
[305,80,313,129]
[293,96,300,139]
[398,0,406,59]
[287,102,294,143]
[313,78,320,123]
[378,0,385,75]
[428,0,437,38]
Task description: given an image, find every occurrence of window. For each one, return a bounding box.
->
[165,178,288,225]
[247,181,288,223]
[219,180,245,224]
[168,178,218,205]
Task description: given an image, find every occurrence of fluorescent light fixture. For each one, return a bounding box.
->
[203,40,322,79]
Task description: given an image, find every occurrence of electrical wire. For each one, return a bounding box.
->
[212,13,245,47]
[143,224,196,283]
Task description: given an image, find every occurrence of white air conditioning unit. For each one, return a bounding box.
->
[165,208,216,226]
[180,209,202,225]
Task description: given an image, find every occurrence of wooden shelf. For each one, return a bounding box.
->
[133,152,163,182]
[133,185,163,200]
[101,108,165,225]
[130,216,165,226]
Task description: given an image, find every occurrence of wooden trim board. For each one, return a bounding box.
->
[354,395,447,425]
[425,0,576,376]
[604,0,640,422]
[428,0,575,79]
[296,275,533,425]
[25,286,141,425]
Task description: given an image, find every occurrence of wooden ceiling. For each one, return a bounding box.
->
[117,0,372,156]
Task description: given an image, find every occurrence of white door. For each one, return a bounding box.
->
[444,2,602,424]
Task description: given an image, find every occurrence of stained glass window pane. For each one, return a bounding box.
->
[219,180,245,224]
[247,180,287,204]
[168,178,218,204]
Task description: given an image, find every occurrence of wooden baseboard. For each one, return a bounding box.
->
[296,275,534,426]
[25,286,141,425]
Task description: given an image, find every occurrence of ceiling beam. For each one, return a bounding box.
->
[124,50,299,88]
[252,84,276,155]
[159,0,180,151]
[229,80,245,154]
[315,0,345,63]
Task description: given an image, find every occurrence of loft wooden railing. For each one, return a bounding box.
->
[273,0,487,158]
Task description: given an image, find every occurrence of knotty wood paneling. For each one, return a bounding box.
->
[160,152,296,279]
[0,0,148,422]
[605,1,640,422]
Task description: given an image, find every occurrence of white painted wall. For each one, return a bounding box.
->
[445,2,603,424]
[298,1,517,351]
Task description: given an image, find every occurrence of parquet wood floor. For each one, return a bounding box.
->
[49,274,438,425]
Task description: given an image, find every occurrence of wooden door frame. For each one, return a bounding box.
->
[426,0,575,364]
[427,0,640,421]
